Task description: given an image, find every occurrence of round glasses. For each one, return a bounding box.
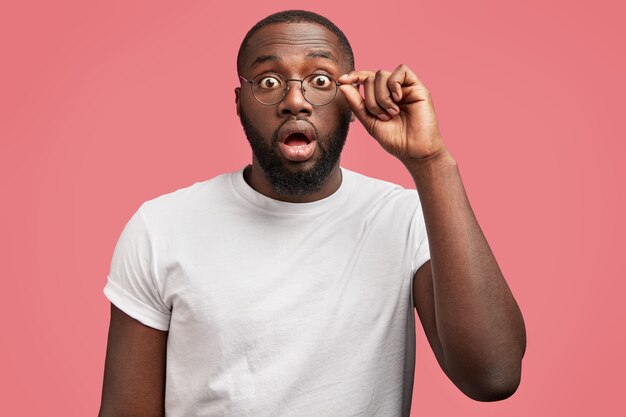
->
[239,73,341,107]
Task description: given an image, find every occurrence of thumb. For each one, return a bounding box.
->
[338,84,375,131]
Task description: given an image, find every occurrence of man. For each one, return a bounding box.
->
[99,10,525,417]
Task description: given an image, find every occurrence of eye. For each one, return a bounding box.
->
[309,74,333,89]
[256,76,283,89]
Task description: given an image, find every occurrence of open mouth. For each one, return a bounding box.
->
[283,133,312,147]
[278,123,317,162]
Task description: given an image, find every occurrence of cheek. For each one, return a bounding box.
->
[312,113,346,140]
[317,101,351,127]
[331,95,353,120]
[241,103,277,135]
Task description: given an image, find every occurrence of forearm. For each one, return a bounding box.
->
[406,150,526,398]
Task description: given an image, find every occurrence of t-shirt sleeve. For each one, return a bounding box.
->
[409,196,431,276]
[103,206,171,331]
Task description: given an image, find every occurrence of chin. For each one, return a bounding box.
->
[282,154,321,172]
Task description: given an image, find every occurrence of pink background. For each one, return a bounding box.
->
[1,0,624,415]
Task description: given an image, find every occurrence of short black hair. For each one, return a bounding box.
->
[237,10,355,75]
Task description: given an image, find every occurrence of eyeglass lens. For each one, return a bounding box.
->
[251,74,337,106]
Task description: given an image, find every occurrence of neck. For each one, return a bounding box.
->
[243,163,342,203]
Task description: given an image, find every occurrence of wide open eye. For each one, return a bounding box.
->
[308,74,333,89]
[256,76,283,89]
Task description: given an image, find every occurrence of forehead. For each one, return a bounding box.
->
[242,22,346,73]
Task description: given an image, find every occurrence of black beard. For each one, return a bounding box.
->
[239,109,351,196]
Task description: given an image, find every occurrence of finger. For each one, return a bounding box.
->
[339,71,392,121]
[340,71,392,121]
[374,70,400,115]
[363,74,390,121]
[387,64,424,102]
[341,68,422,88]
[338,71,372,85]
[338,83,377,130]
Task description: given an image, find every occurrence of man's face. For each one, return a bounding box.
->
[236,22,353,196]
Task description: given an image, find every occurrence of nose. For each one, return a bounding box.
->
[277,80,313,117]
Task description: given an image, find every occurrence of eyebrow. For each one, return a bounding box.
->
[251,55,280,68]
[305,50,338,63]
[250,50,338,68]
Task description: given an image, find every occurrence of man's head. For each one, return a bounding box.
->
[235,10,355,197]
[237,10,355,76]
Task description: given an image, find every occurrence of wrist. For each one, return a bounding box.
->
[402,147,456,173]
[402,148,458,190]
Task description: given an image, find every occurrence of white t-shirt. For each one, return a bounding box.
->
[104,166,430,417]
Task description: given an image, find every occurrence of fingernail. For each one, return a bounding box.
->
[378,113,390,121]
[387,107,399,115]
[392,92,400,101]
[339,74,349,80]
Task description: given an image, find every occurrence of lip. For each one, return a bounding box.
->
[277,121,318,162]
[277,120,318,144]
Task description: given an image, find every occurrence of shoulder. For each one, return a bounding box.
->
[138,169,240,227]
[342,167,421,209]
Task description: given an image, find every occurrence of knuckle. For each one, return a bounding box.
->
[378,95,393,106]
[387,77,400,88]
[365,100,381,114]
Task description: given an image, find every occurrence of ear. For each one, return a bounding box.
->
[235,87,241,117]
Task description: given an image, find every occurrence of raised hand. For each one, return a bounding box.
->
[339,65,447,163]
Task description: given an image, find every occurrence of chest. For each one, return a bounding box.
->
[159,211,413,341]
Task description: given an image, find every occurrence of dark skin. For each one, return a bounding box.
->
[235,24,354,203]
[99,22,526,415]
[99,304,167,417]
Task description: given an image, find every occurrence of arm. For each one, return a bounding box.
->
[410,153,525,401]
[339,65,526,401]
[99,303,168,417]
